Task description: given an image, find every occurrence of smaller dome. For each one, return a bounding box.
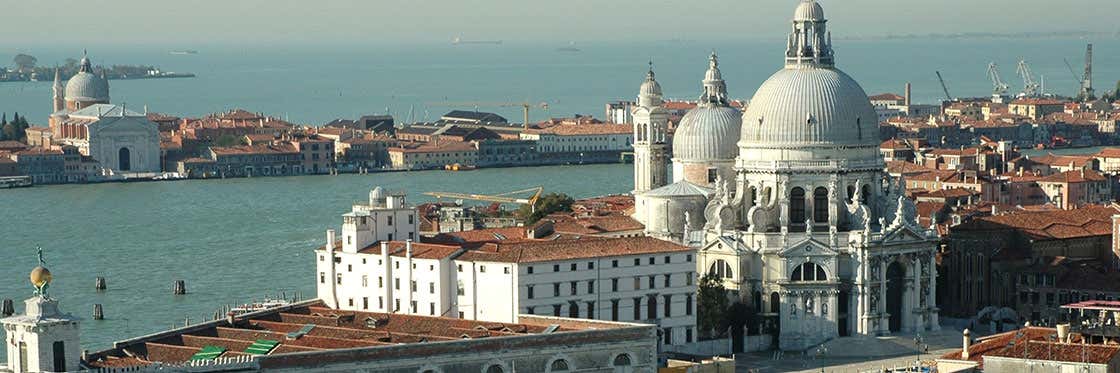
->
[65,73,110,102]
[30,266,52,289]
[673,105,742,162]
[371,186,385,199]
[794,0,825,21]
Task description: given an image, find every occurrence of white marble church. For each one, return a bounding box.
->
[632,0,940,350]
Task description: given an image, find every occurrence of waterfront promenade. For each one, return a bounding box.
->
[0,163,633,360]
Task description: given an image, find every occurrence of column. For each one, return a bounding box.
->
[879,258,888,335]
[928,252,940,330]
[911,256,921,332]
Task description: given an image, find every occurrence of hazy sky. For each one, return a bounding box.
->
[6,0,1118,45]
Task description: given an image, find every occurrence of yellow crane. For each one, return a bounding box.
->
[424,187,544,212]
[426,101,549,130]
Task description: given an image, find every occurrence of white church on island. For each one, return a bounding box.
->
[631,0,941,350]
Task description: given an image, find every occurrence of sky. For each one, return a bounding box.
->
[5,0,1118,46]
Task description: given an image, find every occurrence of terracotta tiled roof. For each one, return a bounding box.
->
[938,327,1120,368]
[1010,98,1066,106]
[456,236,689,263]
[1096,147,1120,158]
[210,143,298,155]
[550,215,644,235]
[885,161,932,176]
[1037,169,1107,183]
[953,205,1118,240]
[388,141,476,154]
[869,93,905,101]
[1030,153,1094,168]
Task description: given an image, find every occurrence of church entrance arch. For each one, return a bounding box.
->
[886,261,905,332]
[118,147,131,171]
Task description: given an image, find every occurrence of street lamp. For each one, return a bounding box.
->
[815,345,829,372]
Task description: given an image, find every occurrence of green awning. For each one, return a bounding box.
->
[189,345,226,361]
[244,339,279,355]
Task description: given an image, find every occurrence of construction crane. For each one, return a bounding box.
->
[424,187,544,212]
[987,62,1011,97]
[1015,59,1040,97]
[1080,43,1094,100]
[425,101,550,130]
[935,71,953,101]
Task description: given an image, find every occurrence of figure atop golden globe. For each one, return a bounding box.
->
[29,247,52,297]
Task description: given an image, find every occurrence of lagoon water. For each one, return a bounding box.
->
[2,38,1119,125]
[0,164,633,358]
[1,37,1119,358]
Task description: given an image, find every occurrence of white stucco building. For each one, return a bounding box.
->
[316,187,699,347]
[631,0,940,351]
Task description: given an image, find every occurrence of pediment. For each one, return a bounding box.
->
[702,235,751,254]
[779,237,837,257]
[880,224,931,244]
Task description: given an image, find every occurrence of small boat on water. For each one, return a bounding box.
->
[0,176,32,188]
[170,50,199,55]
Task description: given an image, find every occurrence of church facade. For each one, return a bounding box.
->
[47,53,161,174]
[632,0,940,351]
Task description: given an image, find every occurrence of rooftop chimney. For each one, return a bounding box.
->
[962,329,972,359]
[1057,323,1071,343]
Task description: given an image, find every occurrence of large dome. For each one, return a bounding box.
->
[739,67,877,148]
[675,105,742,162]
[65,56,110,103]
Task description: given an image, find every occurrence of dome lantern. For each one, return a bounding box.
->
[786,0,833,68]
[637,61,663,107]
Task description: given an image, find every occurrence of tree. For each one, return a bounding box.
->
[697,273,730,339]
[213,135,243,147]
[1,123,16,142]
[12,54,37,72]
[516,192,574,224]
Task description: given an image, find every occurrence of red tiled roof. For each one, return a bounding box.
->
[210,143,298,155]
[939,327,1119,368]
[457,236,689,263]
[388,141,476,154]
[1037,169,1107,183]
[953,205,1118,240]
[869,93,905,101]
[1010,98,1066,106]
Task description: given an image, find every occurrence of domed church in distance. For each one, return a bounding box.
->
[47,52,161,175]
[632,0,940,350]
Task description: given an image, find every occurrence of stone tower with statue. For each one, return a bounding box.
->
[1,248,82,373]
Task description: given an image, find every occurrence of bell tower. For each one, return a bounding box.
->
[632,63,670,194]
[2,249,81,373]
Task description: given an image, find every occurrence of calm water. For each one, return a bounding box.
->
[2,38,1119,124]
[1,37,1119,359]
[0,164,633,359]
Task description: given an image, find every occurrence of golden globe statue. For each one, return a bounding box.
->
[30,266,52,292]
[30,247,51,296]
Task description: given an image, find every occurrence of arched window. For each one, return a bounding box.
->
[708,260,733,279]
[861,185,871,204]
[790,187,806,223]
[813,187,828,223]
[568,302,580,318]
[846,185,855,203]
[486,364,505,373]
[549,359,570,371]
[749,187,758,207]
[790,262,828,282]
[770,292,780,313]
[613,354,632,366]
